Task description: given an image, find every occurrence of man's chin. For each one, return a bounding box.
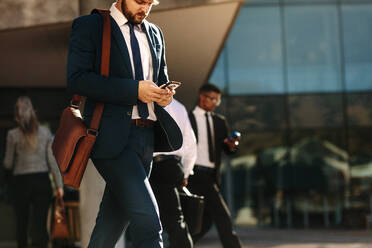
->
[136,18,145,24]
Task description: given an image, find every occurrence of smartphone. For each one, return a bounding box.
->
[160,81,182,90]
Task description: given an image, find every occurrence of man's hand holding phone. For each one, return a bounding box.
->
[160,81,182,91]
[156,81,181,106]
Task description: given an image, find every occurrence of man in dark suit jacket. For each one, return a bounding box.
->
[67,0,182,247]
[188,83,242,248]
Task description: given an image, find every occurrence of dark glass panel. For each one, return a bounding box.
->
[288,129,347,227]
[224,95,287,134]
[347,93,372,127]
[289,94,344,128]
[222,130,287,226]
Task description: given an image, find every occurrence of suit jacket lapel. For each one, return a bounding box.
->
[189,112,198,143]
[142,21,159,84]
[212,113,218,145]
[110,17,133,79]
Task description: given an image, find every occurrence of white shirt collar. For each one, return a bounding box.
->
[110,3,127,26]
[110,3,143,31]
[194,106,210,115]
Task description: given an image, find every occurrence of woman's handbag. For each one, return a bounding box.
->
[52,9,111,189]
[179,187,205,235]
[51,196,69,239]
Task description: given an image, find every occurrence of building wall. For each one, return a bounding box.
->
[0,0,79,30]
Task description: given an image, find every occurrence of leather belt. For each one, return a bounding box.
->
[193,165,216,174]
[153,155,181,163]
[131,119,155,128]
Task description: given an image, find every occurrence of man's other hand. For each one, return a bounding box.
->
[224,137,239,151]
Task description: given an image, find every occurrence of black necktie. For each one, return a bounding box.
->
[205,112,215,162]
[128,22,149,119]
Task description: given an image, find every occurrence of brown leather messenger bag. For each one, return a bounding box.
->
[52,9,111,189]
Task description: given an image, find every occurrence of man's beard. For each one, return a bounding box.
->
[122,1,147,24]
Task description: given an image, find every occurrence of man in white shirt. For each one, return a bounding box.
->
[150,98,197,248]
[188,83,242,248]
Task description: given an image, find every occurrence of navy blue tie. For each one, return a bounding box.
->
[128,22,149,119]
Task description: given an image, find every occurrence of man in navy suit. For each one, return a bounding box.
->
[67,0,182,247]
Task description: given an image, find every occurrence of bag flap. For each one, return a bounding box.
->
[52,107,87,173]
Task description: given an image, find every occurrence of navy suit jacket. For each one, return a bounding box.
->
[67,12,182,159]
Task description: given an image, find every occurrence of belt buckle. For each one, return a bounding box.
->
[133,119,144,128]
[153,155,163,163]
[135,119,143,127]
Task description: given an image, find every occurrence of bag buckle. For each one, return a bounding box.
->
[87,129,98,136]
[70,100,80,109]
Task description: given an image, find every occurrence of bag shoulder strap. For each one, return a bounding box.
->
[72,9,111,135]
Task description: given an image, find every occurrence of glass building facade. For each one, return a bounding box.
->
[211,0,372,228]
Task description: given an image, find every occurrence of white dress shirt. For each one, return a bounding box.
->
[193,106,215,169]
[110,3,156,121]
[153,99,197,178]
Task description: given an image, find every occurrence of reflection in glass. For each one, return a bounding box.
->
[347,93,372,126]
[225,131,286,226]
[285,5,342,93]
[348,129,372,221]
[225,4,284,95]
[342,4,372,91]
[288,129,347,227]
[227,95,287,132]
[289,94,344,128]
[349,128,372,158]
[285,0,337,3]
[207,0,372,229]
[246,0,279,4]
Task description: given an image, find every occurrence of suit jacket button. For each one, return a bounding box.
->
[127,111,132,116]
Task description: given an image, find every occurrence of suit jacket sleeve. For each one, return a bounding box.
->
[67,15,138,105]
[221,117,236,155]
[180,106,197,179]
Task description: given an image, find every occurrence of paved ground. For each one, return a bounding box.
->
[1,228,372,248]
[196,228,372,248]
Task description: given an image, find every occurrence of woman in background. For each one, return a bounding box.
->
[3,96,64,248]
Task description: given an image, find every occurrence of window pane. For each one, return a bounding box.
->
[225,5,284,95]
[246,0,279,5]
[289,129,347,227]
[226,95,287,132]
[349,128,372,158]
[349,128,372,221]
[342,4,372,91]
[226,131,287,226]
[289,94,344,128]
[285,5,342,93]
[209,50,226,91]
[347,93,372,127]
[285,0,337,3]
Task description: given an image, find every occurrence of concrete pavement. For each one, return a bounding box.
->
[1,228,372,248]
[196,228,372,248]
